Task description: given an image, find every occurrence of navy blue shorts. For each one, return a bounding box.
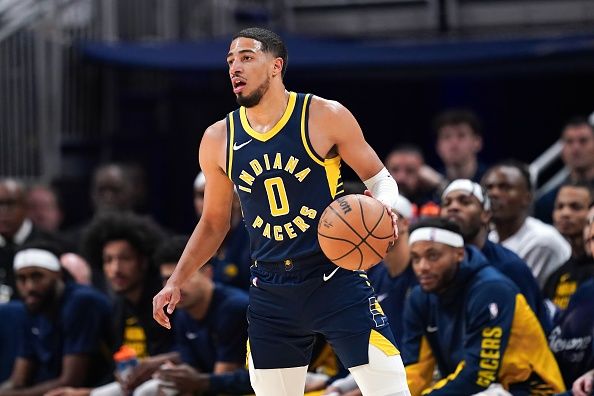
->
[248,252,397,369]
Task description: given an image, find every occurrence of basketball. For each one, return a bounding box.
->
[317,194,395,271]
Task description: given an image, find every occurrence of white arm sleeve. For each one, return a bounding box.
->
[363,167,399,209]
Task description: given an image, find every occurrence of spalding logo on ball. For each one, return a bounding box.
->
[317,194,395,271]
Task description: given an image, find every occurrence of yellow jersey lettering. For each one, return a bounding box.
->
[295,167,311,182]
[239,170,255,186]
[264,177,290,217]
[273,225,283,241]
[554,278,577,309]
[252,216,264,228]
[293,216,309,232]
[284,222,298,239]
[480,349,500,360]
[479,359,499,370]
[263,153,271,170]
[238,185,252,193]
[273,153,282,169]
[476,326,502,387]
[481,338,501,350]
[482,327,502,338]
[263,223,271,238]
[300,206,317,219]
[284,156,299,174]
[250,159,263,176]
[477,371,496,386]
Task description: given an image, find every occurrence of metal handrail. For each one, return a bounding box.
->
[528,139,562,187]
[0,0,80,42]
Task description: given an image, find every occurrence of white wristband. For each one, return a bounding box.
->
[363,167,399,209]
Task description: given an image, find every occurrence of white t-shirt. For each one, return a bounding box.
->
[489,216,571,288]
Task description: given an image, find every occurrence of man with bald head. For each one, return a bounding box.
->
[91,164,138,214]
[482,161,571,287]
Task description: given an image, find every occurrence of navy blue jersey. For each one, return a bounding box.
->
[549,278,594,386]
[112,273,175,358]
[481,239,552,334]
[366,263,417,347]
[173,284,248,370]
[543,254,594,310]
[18,283,113,386]
[226,92,343,261]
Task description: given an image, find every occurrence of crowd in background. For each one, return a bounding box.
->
[0,109,593,396]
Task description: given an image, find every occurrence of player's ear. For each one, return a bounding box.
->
[272,57,283,77]
[454,247,465,263]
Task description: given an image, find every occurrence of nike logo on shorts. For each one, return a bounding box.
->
[426,326,438,333]
[323,267,340,282]
[233,139,252,151]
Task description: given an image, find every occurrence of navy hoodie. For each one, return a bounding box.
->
[402,246,564,396]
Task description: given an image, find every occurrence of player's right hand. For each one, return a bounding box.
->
[152,285,181,329]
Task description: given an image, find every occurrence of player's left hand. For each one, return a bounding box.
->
[155,364,209,393]
[363,190,398,243]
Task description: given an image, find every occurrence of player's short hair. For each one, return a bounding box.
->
[153,235,189,266]
[562,116,594,135]
[483,159,532,192]
[385,143,425,162]
[558,180,594,201]
[433,109,482,137]
[234,27,288,78]
[409,217,463,236]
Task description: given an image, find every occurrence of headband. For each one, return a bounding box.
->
[392,195,413,219]
[14,248,61,272]
[409,227,464,248]
[442,179,490,210]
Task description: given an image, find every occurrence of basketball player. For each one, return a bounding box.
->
[153,28,409,396]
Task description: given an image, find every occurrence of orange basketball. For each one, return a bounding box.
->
[317,194,395,271]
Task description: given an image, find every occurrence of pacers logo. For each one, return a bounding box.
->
[368,296,388,327]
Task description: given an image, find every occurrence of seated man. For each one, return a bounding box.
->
[544,182,594,310]
[402,218,564,395]
[549,220,594,390]
[483,161,572,288]
[50,236,252,396]
[147,235,251,395]
[0,242,112,396]
[440,179,551,333]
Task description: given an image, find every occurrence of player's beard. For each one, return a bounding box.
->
[236,76,270,108]
[25,283,58,314]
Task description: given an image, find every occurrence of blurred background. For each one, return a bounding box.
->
[1,0,594,233]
